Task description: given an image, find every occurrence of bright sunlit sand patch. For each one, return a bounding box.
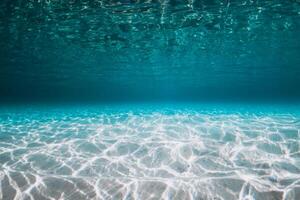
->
[0,105,299,199]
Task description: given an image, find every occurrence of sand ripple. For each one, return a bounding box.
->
[0,108,300,199]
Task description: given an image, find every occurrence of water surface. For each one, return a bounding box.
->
[0,0,299,101]
[1,0,300,199]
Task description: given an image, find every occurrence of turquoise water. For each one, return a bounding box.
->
[1,0,300,199]
[0,0,300,102]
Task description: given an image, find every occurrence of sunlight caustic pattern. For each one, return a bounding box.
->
[0,108,300,200]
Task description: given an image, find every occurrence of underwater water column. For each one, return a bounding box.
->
[0,0,300,199]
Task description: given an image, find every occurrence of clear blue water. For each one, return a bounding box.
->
[0,0,300,199]
[0,0,300,102]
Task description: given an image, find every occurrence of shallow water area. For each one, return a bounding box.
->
[1,104,300,200]
[1,0,300,199]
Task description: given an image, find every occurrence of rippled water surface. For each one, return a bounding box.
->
[0,0,300,100]
[1,0,300,199]
[1,105,300,199]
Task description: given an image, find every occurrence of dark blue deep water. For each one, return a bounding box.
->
[0,1,300,200]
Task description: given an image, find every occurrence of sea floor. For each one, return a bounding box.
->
[0,104,300,200]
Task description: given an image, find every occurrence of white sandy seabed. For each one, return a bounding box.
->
[0,105,300,200]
